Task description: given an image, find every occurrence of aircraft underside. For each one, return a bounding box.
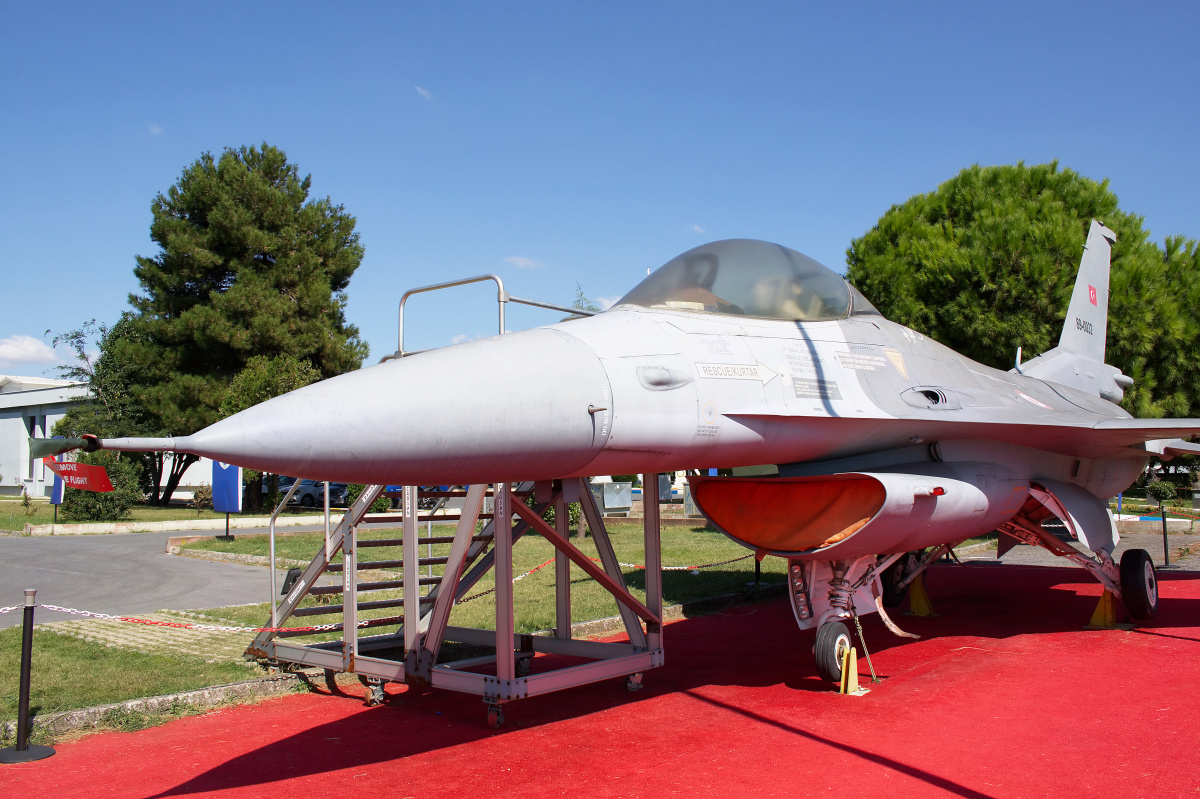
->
[688,445,1161,682]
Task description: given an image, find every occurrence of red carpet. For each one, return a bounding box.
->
[3,563,1199,798]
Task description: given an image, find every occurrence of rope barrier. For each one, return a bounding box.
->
[36,604,404,634]
[30,551,758,620]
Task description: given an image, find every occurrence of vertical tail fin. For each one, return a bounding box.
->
[1057,219,1117,363]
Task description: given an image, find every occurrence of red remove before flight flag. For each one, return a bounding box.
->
[43,458,114,492]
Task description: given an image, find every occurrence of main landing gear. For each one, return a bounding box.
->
[1119,548,1158,620]
[814,621,853,683]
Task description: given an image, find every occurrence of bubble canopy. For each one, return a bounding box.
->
[616,239,875,322]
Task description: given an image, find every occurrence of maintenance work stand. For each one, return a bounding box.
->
[247,276,665,727]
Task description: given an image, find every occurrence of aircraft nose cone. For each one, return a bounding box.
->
[175,328,611,485]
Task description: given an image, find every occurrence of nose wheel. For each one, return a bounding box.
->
[814,621,853,683]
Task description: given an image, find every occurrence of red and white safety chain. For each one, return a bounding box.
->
[0,606,20,615]
[457,557,556,605]
[455,552,755,605]
[37,603,403,634]
[602,554,754,572]
[26,552,757,620]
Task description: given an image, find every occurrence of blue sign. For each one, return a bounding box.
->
[50,459,64,505]
[212,461,242,513]
[49,438,64,505]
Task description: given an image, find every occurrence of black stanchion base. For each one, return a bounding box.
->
[0,744,56,763]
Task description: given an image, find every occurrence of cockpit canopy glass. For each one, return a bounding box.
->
[616,239,854,322]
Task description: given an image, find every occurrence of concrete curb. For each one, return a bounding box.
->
[0,673,304,744]
[23,513,349,537]
[168,547,311,569]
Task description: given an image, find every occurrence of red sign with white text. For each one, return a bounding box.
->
[43,458,114,492]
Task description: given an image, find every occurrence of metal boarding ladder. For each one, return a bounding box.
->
[246,476,667,727]
[246,483,533,664]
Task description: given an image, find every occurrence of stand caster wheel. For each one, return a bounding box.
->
[359,675,385,706]
[814,620,852,683]
[625,672,644,692]
[516,656,532,677]
[487,704,504,729]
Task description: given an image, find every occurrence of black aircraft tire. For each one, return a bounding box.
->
[1120,548,1159,620]
[881,557,911,608]
[814,620,852,683]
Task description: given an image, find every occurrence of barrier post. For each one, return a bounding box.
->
[0,589,56,763]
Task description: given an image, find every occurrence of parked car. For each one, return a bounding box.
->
[265,477,349,508]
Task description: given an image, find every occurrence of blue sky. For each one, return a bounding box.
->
[2,2,1197,376]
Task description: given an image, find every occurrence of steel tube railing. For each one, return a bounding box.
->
[269,479,302,628]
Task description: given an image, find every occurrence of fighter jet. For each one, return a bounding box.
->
[36,220,1200,682]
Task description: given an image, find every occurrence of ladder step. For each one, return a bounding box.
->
[357,534,493,548]
[326,557,449,572]
[291,597,434,617]
[359,513,494,524]
[275,615,405,638]
[308,577,441,595]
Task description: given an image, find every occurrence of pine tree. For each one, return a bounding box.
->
[107,143,368,503]
[846,161,1198,419]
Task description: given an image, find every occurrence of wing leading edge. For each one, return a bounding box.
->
[725,411,1200,462]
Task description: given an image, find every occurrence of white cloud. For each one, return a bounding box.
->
[148,123,163,135]
[415,86,434,101]
[504,256,543,270]
[451,333,485,345]
[687,224,706,234]
[596,295,620,311]
[0,335,59,369]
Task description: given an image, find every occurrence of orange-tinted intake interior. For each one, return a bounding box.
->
[691,475,886,553]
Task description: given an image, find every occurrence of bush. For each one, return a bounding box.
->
[189,483,213,511]
[1146,481,1178,504]
[346,484,391,514]
[59,451,143,522]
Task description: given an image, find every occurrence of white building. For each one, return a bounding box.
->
[0,375,211,499]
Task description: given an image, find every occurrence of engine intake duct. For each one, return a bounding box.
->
[690,467,1026,560]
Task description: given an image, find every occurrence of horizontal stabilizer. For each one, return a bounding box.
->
[1145,438,1200,460]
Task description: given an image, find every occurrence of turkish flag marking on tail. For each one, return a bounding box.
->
[43,458,114,492]
[1088,285,1098,305]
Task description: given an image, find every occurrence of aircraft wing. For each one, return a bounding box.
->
[724,411,1200,462]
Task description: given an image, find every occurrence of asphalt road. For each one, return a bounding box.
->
[0,532,290,629]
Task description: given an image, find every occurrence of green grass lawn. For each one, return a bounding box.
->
[0,626,258,727]
[182,522,786,639]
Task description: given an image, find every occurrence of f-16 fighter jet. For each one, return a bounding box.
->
[38,220,1200,681]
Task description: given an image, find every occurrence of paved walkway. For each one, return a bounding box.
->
[0,532,288,629]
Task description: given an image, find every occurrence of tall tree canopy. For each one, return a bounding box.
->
[83,143,368,502]
[845,161,1200,420]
